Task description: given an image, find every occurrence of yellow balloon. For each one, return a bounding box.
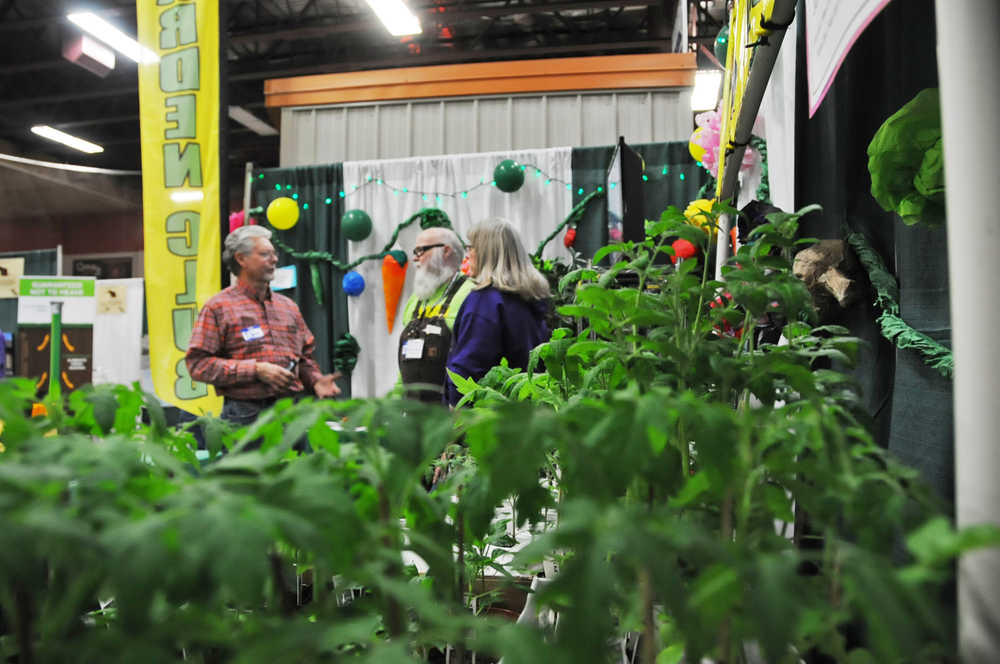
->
[689,128,707,163]
[267,197,300,230]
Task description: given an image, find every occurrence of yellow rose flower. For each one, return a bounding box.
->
[683,198,718,238]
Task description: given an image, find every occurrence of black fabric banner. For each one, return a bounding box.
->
[252,164,352,397]
[795,0,951,500]
[570,142,709,260]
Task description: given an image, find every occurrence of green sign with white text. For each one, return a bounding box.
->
[19,278,96,298]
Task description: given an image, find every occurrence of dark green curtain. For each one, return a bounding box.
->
[570,142,709,259]
[794,0,951,501]
[0,249,58,334]
[252,164,351,397]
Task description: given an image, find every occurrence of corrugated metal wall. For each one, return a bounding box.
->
[280,89,693,166]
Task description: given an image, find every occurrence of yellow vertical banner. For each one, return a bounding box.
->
[137,0,223,415]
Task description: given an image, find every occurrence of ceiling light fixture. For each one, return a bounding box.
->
[170,191,205,203]
[30,125,104,154]
[691,70,723,111]
[63,34,116,77]
[67,11,159,64]
[365,0,421,36]
[228,106,279,137]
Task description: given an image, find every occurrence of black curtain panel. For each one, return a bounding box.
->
[570,141,708,260]
[795,0,951,501]
[252,164,351,397]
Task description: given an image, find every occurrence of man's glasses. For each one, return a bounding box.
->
[412,243,445,258]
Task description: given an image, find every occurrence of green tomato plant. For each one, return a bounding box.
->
[0,202,996,664]
[451,202,999,664]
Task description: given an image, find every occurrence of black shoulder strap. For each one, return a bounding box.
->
[438,275,467,315]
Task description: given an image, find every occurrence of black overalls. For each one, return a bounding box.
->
[398,275,468,403]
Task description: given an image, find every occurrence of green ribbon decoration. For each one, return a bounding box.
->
[333,332,360,376]
[749,135,771,204]
[845,228,953,378]
[309,263,323,305]
[697,175,717,201]
[269,208,452,274]
[533,190,604,259]
[415,207,452,230]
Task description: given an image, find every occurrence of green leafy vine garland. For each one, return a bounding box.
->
[845,228,953,378]
[533,190,604,259]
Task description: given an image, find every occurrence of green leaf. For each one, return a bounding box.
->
[763,483,794,522]
[446,368,480,397]
[669,472,710,507]
[656,643,685,664]
[592,244,627,265]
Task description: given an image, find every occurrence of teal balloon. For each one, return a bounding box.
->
[493,159,525,193]
[342,270,365,296]
[714,24,730,64]
[341,209,373,241]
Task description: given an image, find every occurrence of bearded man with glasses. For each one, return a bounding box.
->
[397,226,473,403]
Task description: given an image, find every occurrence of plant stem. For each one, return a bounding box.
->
[639,567,656,664]
[15,584,34,664]
[455,495,467,664]
[268,551,297,616]
[378,484,405,638]
[690,235,714,339]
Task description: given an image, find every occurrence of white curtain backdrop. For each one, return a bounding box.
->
[343,147,573,398]
[757,12,798,212]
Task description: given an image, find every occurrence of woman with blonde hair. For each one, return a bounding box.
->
[445,218,551,405]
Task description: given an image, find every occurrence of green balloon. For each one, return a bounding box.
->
[714,24,730,64]
[341,209,373,241]
[493,159,525,193]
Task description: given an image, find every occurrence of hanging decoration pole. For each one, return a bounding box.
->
[713,0,796,278]
[934,2,1000,660]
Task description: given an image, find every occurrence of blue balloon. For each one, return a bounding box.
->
[342,270,365,296]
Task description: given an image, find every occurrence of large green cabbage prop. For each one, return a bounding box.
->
[867,88,945,226]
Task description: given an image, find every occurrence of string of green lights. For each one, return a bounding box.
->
[255,160,696,211]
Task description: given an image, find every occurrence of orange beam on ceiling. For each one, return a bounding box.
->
[264,52,697,108]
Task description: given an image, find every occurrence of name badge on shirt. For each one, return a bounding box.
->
[241,325,265,341]
[402,338,425,359]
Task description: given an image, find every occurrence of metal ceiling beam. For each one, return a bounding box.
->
[230,38,668,80]
[229,0,657,44]
[0,59,65,76]
[0,6,133,32]
[0,34,663,109]
[0,86,137,110]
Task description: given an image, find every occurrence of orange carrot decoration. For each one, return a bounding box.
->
[382,250,408,333]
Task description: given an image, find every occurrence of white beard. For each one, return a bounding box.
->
[413,252,453,300]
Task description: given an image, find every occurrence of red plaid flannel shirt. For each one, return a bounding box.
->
[186,283,323,400]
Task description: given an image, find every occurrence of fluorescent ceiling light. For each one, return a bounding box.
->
[30,125,104,154]
[691,70,723,111]
[67,11,159,64]
[228,106,278,136]
[365,0,421,36]
[170,190,205,203]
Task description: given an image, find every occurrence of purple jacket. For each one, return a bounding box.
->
[445,286,549,405]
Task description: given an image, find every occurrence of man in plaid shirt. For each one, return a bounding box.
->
[186,225,340,426]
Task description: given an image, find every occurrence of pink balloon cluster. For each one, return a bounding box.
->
[691,107,756,179]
